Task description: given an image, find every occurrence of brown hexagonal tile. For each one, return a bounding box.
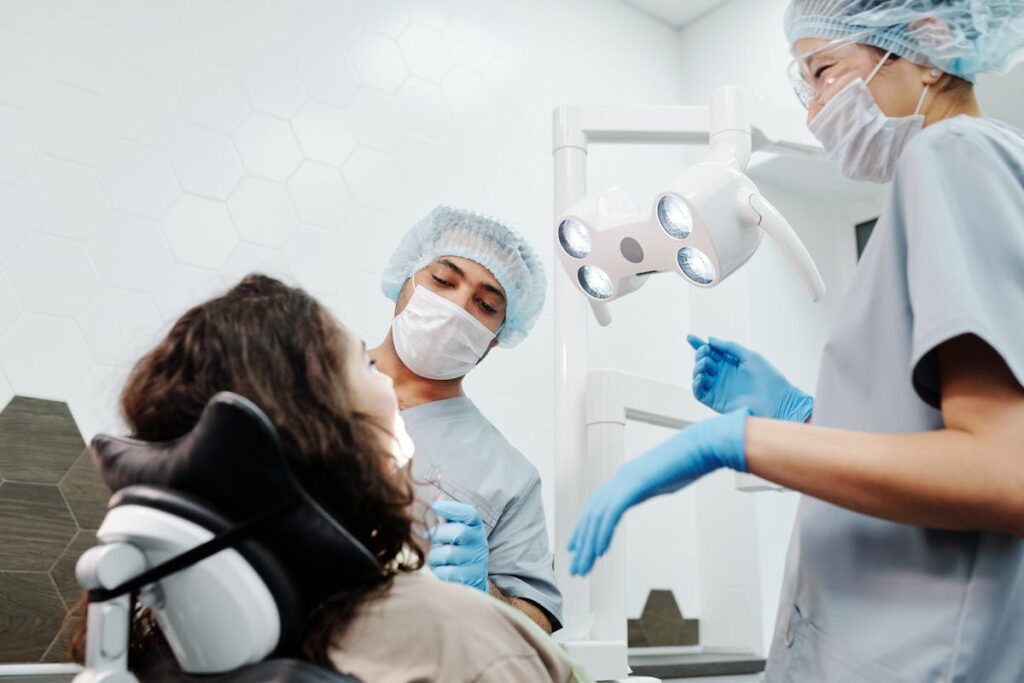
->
[50,529,97,610]
[0,571,65,663]
[0,397,85,484]
[60,447,110,530]
[0,481,77,571]
[41,614,83,664]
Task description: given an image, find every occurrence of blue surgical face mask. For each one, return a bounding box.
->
[809,51,931,183]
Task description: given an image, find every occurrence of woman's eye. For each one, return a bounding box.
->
[814,63,833,80]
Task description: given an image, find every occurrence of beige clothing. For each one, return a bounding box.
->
[328,572,586,683]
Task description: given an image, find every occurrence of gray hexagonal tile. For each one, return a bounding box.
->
[0,184,30,264]
[357,0,410,39]
[0,369,12,416]
[37,9,125,95]
[167,126,245,201]
[86,212,175,291]
[302,0,361,53]
[109,71,187,149]
[292,100,356,166]
[0,314,92,400]
[62,449,108,519]
[0,2,55,35]
[227,177,300,249]
[17,156,112,241]
[0,104,37,183]
[67,364,130,445]
[0,397,85,484]
[242,56,306,119]
[443,19,494,73]
[0,26,36,107]
[441,67,493,127]
[150,264,226,322]
[161,194,240,270]
[349,31,409,93]
[50,528,98,609]
[119,2,189,77]
[284,225,349,295]
[233,112,303,182]
[395,77,451,142]
[0,269,19,338]
[394,133,449,197]
[398,23,453,83]
[177,62,249,133]
[409,0,454,29]
[220,244,292,285]
[78,289,162,366]
[6,233,100,317]
[25,82,117,165]
[342,146,402,211]
[346,88,405,151]
[0,571,65,662]
[296,45,360,108]
[42,614,83,663]
[287,161,352,230]
[96,140,181,218]
[0,482,76,570]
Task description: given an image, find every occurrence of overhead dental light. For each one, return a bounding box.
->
[556,87,826,314]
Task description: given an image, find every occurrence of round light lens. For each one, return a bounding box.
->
[657,195,693,240]
[558,218,591,259]
[577,265,613,300]
[677,247,715,285]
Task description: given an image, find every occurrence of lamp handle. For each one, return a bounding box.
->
[590,300,612,326]
[748,193,826,302]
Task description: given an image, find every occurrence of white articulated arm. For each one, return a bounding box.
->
[748,192,826,302]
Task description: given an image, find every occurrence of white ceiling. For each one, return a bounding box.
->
[620,0,734,29]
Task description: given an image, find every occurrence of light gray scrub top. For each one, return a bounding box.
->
[402,396,564,629]
[764,116,1024,683]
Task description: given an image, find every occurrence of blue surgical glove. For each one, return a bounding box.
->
[687,334,813,423]
[428,500,489,592]
[567,409,750,577]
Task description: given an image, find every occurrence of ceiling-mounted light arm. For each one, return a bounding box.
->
[709,85,751,172]
[746,192,826,302]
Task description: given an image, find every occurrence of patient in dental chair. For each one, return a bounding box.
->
[70,274,583,683]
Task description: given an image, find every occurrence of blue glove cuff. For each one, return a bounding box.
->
[717,408,752,472]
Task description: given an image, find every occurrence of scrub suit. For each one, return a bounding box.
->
[764,116,1024,682]
[402,395,564,629]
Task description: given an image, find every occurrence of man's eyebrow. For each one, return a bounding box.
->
[437,258,465,277]
[481,283,506,302]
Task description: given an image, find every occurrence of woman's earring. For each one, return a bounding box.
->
[929,68,941,77]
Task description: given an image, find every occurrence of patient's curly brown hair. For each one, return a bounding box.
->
[69,274,424,673]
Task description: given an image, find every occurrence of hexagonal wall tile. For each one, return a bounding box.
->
[167,126,245,201]
[233,112,303,182]
[86,212,175,292]
[408,0,455,30]
[346,88,405,152]
[395,78,451,142]
[109,71,187,149]
[284,225,349,295]
[398,23,453,83]
[227,177,299,249]
[0,482,76,570]
[0,370,11,415]
[177,62,249,133]
[25,82,117,165]
[296,45,360,108]
[443,19,494,73]
[17,156,112,241]
[357,0,410,39]
[242,56,306,120]
[221,244,292,285]
[78,289,163,366]
[302,0,361,54]
[162,194,240,270]
[150,264,227,322]
[0,397,85,484]
[6,233,100,317]
[342,146,402,212]
[41,615,82,664]
[0,270,18,339]
[0,572,65,662]
[50,528,98,609]
[0,104,37,183]
[0,184,30,264]
[119,3,189,77]
[37,10,125,96]
[349,31,409,93]
[441,67,493,127]
[95,140,181,218]
[292,100,356,166]
[287,161,352,230]
[67,364,130,445]
[0,315,93,400]
[0,26,36,107]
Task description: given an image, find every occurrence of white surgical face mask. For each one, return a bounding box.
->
[392,284,497,380]
[809,52,930,183]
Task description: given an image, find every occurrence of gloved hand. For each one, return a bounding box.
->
[687,335,814,423]
[427,500,489,592]
[568,409,751,577]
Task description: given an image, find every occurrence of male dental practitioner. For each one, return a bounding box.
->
[369,205,562,632]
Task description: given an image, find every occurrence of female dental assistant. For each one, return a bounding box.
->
[568,1,1024,681]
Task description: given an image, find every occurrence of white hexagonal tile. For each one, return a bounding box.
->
[0,269,20,338]
[343,206,402,274]
[408,0,454,30]
[0,26,37,107]
[0,365,12,413]
[302,0,361,52]
[26,81,117,165]
[38,9,125,95]
[345,88,405,151]
[220,243,292,285]
[0,2,57,36]
[394,133,449,197]
[67,363,130,443]
[6,233,101,317]
[0,313,92,400]
[248,1,313,61]
[241,55,306,119]
[109,71,187,148]
[296,45,360,108]
[396,77,451,141]
[150,264,227,321]
[292,100,356,166]
[161,194,239,270]
[398,23,453,83]
[177,62,249,133]
[0,105,38,183]
[284,225,349,295]
[342,147,402,212]
[17,156,112,241]
[0,184,30,264]
[349,31,409,93]
[167,126,245,200]
[287,161,352,229]
[233,112,303,182]
[96,140,181,218]
[183,0,257,69]
[78,288,163,365]
[356,0,410,39]
[441,67,493,127]
[443,19,493,73]
[335,267,395,342]
[119,2,189,77]
[227,177,299,248]
[87,212,175,291]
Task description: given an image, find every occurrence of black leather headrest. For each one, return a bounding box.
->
[91,392,381,653]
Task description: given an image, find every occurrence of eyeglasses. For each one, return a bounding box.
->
[787,30,873,109]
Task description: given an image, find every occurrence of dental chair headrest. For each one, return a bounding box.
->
[90,391,381,655]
